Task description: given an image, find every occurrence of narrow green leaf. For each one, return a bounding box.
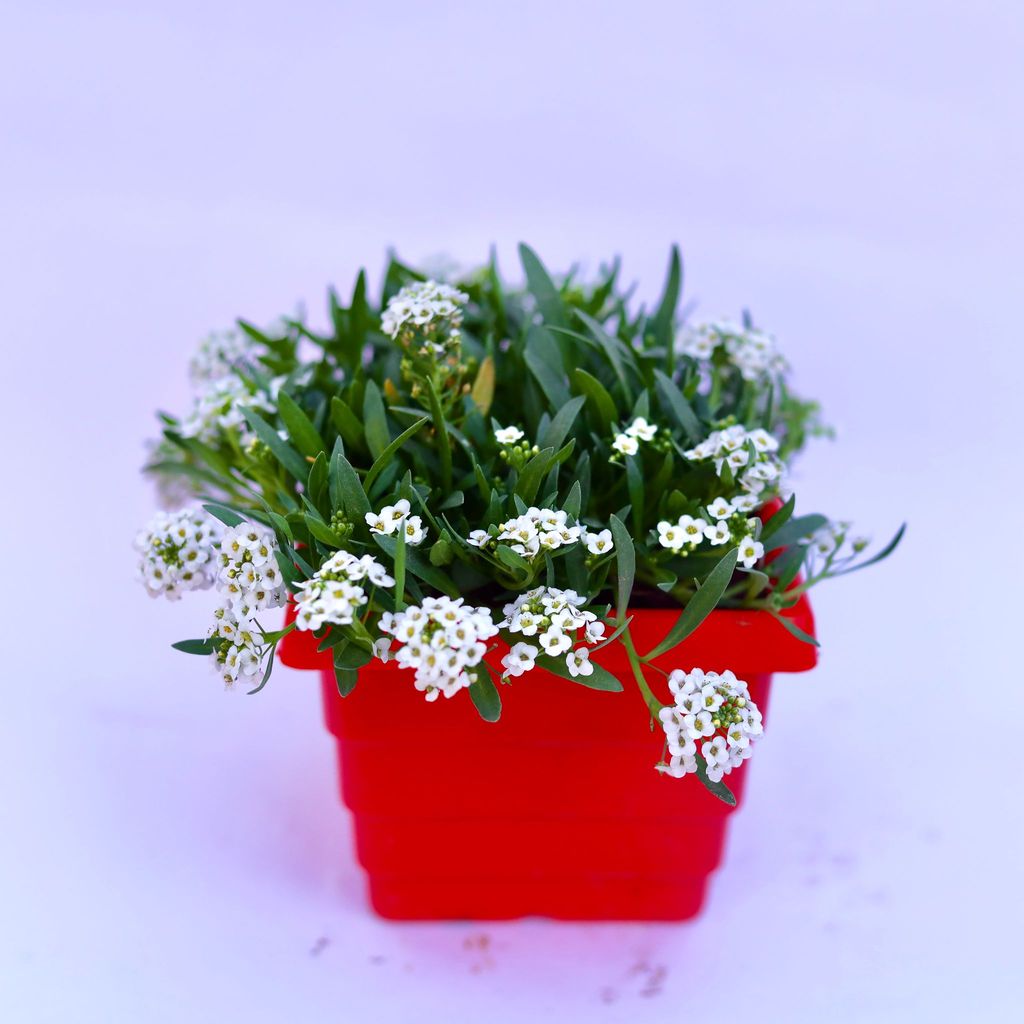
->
[468,662,502,722]
[654,369,702,442]
[329,446,371,520]
[241,408,310,481]
[334,661,359,697]
[768,514,830,551]
[651,245,682,349]
[832,523,906,577]
[363,416,428,493]
[644,547,739,661]
[330,396,364,450]
[172,638,218,656]
[608,514,635,625]
[519,242,567,328]
[770,611,820,647]
[362,380,390,459]
[759,493,796,542]
[536,652,624,691]
[277,390,326,458]
[571,368,618,427]
[372,534,458,597]
[562,480,582,518]
[246,644,278,695]
[539,394,585,451]
[202,502,244,527]
[695,755,737,805]
[524,325,571,408]
[393,520,407,611]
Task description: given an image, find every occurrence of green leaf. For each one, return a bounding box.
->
[277,390,326,458]
[241,407,310,481]
[695,755,737,805]
[333,642,375,669]
[539,395,585,451]
[372,534,458,597]
[759,493,795,542]
[304,514,343,547]
[171,637,218,656]
[651,245,682,349]
[768,514,830,551]
[831,523,907,577]
[515,445,556,503]
[468,662,502,721]
[562,480,582,518]
[644,547,739,661]
[654,369,702,442]
[329,445,370,520]
[536,652,624,691]
[571,368,618,427]
[524,325,571,408]
[393,520,407,610]
[246,643,278,695]
[519,242,567,328]
[770,610,820,647]
[574,311,634,399]
[330,396,365,450]
[470,355,496,414]
[495,544,533,583]
[363,417,428,494]
[362,380,390,459]
[424,376,453,492]
[608,514,635,625]
[334,659,359,697]
[202,502,244,528]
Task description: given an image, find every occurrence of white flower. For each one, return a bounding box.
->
[584,620,606,644]
[467,529,491,548]
[539,626,572,657]
[676,321,787,382]
[207,603,268,688]
[625,417,657,441]
[748,428,780,453]
[372,637,392,663]
[494,425,525,444]
[365,498,412,536]
[707,497,734,520]
[216,522,287,614]
[657,667,762,781]
[380,280,468,343]
[495,507,586,561]
[657,521,686,552]
[565,647,594,677]
[704,521,731,545]
[732,493,759,513]
[400,514,426,546]
[501,641,538,678]
[134,505,223,600]
[294,550,393,631]
[612,433,639,456]
[737,535,765,568]
[380,597,499,701]
[583,528,614,555]
[677,515,708,546]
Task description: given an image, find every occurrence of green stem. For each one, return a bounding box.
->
[621,625,662,720]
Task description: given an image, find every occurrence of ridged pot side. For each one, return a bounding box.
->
[278,598,815,920]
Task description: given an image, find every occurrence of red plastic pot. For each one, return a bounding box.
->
[278,596,816,921]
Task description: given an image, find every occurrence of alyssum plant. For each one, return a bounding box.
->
[137,245,902,803]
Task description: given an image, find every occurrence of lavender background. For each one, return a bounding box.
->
[2,2,1021,1021]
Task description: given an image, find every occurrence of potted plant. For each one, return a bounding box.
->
[136,245,903,920]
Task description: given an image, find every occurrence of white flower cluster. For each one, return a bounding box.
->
[467,506,582,561]
[656,495,765,568]
[498,587,606,680]
[380,279,468,352]
[364,498,426,546]
[683,424,783,499]
[135,506,223,599]
[180,374,280,447]
[206,521,287,687]
[677,320,787,382]
[612,416,657,456]
[657,668,764,782]
[294,550,395,632]
[378,597,499,701]
[188,329,255,386]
